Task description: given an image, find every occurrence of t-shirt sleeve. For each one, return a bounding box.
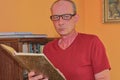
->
[91,36,111,74]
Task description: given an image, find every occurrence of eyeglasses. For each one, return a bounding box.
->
[50,13,76,21]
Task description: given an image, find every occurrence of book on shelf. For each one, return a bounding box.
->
[22,43,44,53]
[0,44,66,80]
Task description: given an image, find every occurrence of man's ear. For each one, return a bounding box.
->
[74,14,79,23]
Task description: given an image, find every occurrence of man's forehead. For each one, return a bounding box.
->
[52,0,73,9]
[51,1,73,14]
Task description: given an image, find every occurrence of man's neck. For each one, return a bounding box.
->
[61,31,78,40]
[58,31,78,49]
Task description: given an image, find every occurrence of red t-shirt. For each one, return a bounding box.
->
[43,33,111,80]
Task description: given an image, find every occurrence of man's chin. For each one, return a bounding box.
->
[59,33,69,36]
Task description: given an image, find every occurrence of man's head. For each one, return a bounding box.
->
[50,0,79,36]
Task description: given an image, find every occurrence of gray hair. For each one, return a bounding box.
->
[50,0,77,14]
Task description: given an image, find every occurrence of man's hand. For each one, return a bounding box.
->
[28,71,48,80]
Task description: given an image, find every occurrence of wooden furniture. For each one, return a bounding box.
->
[0,38,54,80]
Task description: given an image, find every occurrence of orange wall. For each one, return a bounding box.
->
[0,0,56,36]
[0,0,119,79]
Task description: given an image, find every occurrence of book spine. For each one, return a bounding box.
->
[22,43,29,53]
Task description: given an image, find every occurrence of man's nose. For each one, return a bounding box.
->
[58,17,64,24]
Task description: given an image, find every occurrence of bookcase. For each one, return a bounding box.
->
[0,37,54,80]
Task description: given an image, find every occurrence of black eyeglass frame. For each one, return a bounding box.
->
[50,13,76,21]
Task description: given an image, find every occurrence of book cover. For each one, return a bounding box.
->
[0,44,66,80]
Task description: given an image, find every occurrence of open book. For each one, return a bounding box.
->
[0,44,66,80]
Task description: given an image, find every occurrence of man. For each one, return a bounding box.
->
[28,0,111,80]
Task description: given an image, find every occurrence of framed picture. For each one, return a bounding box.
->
[103,0,120,23]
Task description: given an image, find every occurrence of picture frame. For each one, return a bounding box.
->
[103,0,120,23]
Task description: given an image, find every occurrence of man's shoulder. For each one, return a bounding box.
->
[78,33,99,39]
[77,33,103,45]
